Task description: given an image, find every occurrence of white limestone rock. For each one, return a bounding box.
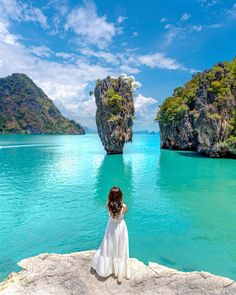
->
[0,250,235,295]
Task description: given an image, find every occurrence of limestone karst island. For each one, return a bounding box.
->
[95,76,135,154]
[0,0,236,294]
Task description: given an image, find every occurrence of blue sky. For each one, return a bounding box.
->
[0,0,235,130]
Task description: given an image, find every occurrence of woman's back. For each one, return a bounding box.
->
[91,187,130,282]
[107,203,126,223]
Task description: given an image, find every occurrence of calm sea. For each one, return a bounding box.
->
[0,134,236,281]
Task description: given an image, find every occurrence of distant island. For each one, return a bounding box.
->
[134,130,158,134]
[0,73,85,135]
[157,58,236,158]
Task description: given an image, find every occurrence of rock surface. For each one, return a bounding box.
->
[94,76,134,154]
[0,250,236,294]
[157,59,236,157]
[0,73,85,134]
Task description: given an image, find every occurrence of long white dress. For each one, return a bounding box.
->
[91,205,130,281]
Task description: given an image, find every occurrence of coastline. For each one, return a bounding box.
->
[0,250,235,295]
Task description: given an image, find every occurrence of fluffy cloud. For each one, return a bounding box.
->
[79,48,119,65]
[0,25,114,128]
[65,0,115,49]
[29,45,52,57]
[117,16,127,24]
[161,21,222,48]
[0,20,192,130]
[0,20,19,45]
[0,0,48,28]
[133,94,159,130]
[160,17,168,23]
[180,13,191,21]
[0,0,195,131]
[136,52,185,70]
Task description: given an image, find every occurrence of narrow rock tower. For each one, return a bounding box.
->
[94,76,135,154]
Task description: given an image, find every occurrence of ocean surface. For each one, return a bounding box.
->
[0,133,236,281]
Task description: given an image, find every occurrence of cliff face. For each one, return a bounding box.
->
[157,59,236,157]
[94,76,135,154]
[0,73,85,134]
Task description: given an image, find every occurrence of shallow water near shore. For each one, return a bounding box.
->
[0,133,236,282]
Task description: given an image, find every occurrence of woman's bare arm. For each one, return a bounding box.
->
[123,203,128,213]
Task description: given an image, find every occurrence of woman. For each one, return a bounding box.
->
[91,186,130,282]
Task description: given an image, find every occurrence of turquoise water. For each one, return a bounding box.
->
[0,134,236,281]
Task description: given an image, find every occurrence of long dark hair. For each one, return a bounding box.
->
[107,186,123,218]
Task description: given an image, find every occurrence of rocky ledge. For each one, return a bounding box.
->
[0,250,235,295]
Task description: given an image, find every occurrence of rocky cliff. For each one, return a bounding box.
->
[157,58,236,157]
[94,76,135,154]
[0,250,236,294]
[0,73,85,134]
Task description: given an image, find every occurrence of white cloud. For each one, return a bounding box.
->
[134,93,157,112]
[79,48,119,65]
[65,0,115,49]
[161,21,222,48]
[117,16,127,23]
[160,17,168,23]
[0,0,48,28]
[22,6,48,28]
[228,3,236,18]
[0,19,19,45]
[197,0,221,7]
[118,74,142,91]
[0,25,114,128]
[55,52,77,60]
[161,24,183,47]
[0,1,195,131]
[29,45,52,57]
[133,94,159,131]
[181,13,191,21]
[132,31,138,38]
[0,24,161,130]
[136,52,185,70]
[119,64,140,74]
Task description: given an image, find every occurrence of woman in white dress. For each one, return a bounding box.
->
[91,186,130,282]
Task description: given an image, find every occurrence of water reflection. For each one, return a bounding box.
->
[95,154,133,205]
[0,144,57,280]
[157,149,236,278]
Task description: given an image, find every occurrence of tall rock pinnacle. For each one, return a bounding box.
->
[94,76,135,154]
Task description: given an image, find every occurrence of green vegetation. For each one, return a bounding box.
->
[157,58,236,129]
[96,79,102,87]
[227,109,236,135]
[156,74,200,127]
[108,114,121,122]
[206,112,221,121]
[0,73,85,134]
[156,96,189,127]
[223,136,236,154]
[103,88,124,115]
